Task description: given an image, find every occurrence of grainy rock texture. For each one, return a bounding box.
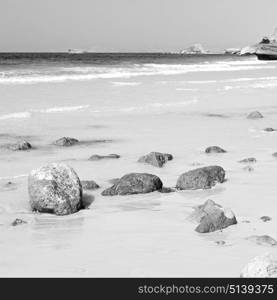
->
[247,111,264,119]
[138,152,173,167]
[28,163,82,215]
[188,199,237,233]
[176,166,225,190]
[81,180,100,190]
[8,140,32,151]
[54,137,79,146]
[205,146,226,154]
[102,173,163,196]
[89,154,120,161]
[241,254,277,277]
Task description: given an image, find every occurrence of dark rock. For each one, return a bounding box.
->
[264,128,276,132]
[246,235,277,246]
[102,173,163,196]
[138,152,173,168]
[247,111,264,119]
[8,140,32,151]
[89,154,120,161]
[81,180,100,190]
[215,240,226,245]
[189,199,237,233]
[205,146,227,154]
[158,187,176,193]
[272,152,277,158]
[243,165,254,172]
[261,216,271,222]
[54,137,79,146]
[238,157,257,164]
[28,163,82,216]
[176,165,225,190]
[11,218,27,226]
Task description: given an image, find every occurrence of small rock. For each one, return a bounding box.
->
[215,240,226,245]
[246,235,277,246]
[241,253,277,277]
[243,165,254,172]
[205,146,227,154]
[81,180,100,190]
[28,163,82,215]
[8,140,32,151]
[189,199,237,233]
[272,152,277,158]
[242,220,251,223]
[89,154,120,161]
[264,128,276,132]
[247,111,264,119]
[158,187,176,193]
[261,216,271,222]
[238,157,257,164]
[138,152,173,168]
[54,137,79,146]
[176,165,225,190]
[102,173,163,196]
[11,218,27,226]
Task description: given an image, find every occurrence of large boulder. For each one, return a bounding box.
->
[28,163,82,215]
[89,154,120,161]
[8,140,32,151]
[241,253,277,277]
[205,146,226,154]
[54,137,79,146]
[247,111,264,119]
[188,199,237,233]
[102,173,163,196]
[138,152,173,168]
[176,166,225,190]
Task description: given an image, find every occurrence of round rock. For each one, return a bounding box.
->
[28,163,82,215]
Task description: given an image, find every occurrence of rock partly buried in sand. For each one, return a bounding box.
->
[81,180,100,190]
[205,146,226,154]
[8,140,32,151]
[11,218,27,226]
[138,152,173,168]
[101,173,163,196]
[176,166,225,190]
[264,127,276,132]
[246,235,277,246]
[54,137,79,147]
[238,157,257,164]
[261,216,271,222]
[189,199,237,233]
[28,163,82,215]
[240,253,277,277]
[247,111,264,119]
[243,165,254,172]
[89,154,120,161]
[272,152,277,158]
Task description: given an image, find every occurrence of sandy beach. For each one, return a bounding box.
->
[1,53,277,277]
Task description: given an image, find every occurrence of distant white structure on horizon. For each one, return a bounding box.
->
[67,49,87,54]
[180,44,208,54]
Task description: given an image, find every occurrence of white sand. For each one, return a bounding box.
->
[1,58,277,277]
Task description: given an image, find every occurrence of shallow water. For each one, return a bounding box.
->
[0,53,277,277]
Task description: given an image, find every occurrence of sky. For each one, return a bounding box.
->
[0,0,277,52]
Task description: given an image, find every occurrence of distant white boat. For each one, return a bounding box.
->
[67,49,87,54]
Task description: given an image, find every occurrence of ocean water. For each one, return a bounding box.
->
[1,53,277,277]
